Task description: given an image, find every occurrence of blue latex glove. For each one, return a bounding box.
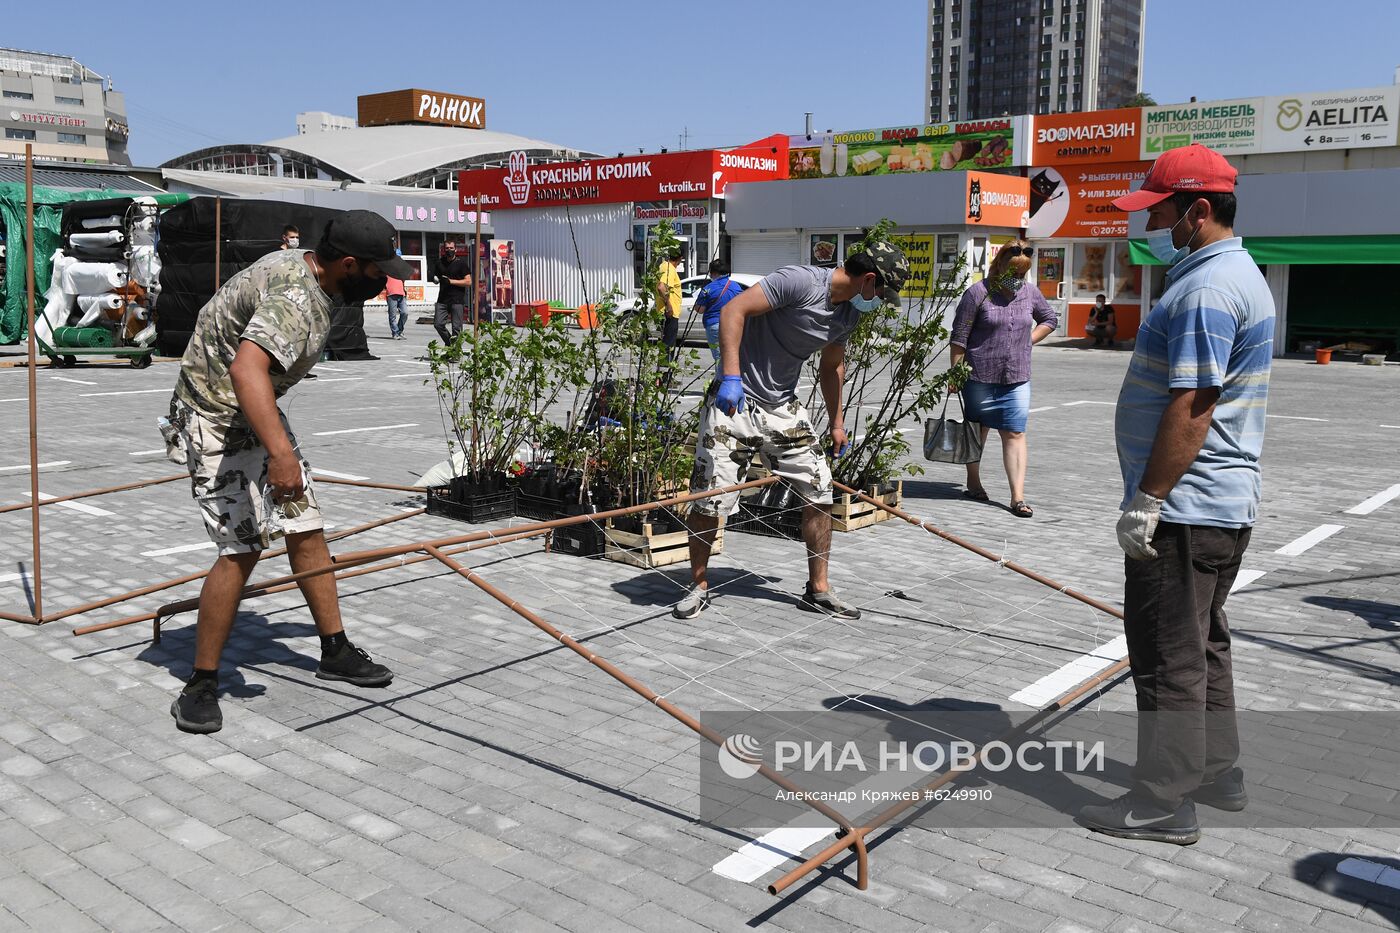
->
[715,375,745,415]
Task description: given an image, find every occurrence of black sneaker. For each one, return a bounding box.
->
[798,584,862,620]
[317,640,393,687]
[1077,794,1200,845]
[171,678,222,734]
[1191,767,1248,812]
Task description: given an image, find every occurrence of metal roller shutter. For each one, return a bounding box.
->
[731,234,800,276]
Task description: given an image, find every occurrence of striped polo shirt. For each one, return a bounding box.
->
[1115,237,1275,528]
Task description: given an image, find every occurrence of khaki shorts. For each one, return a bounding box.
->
[168,398,323,555]
[689,395,832,517]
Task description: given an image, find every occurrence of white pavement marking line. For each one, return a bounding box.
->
[1061,400,1115,407]
[1275,524,1344,557]
[1009,635,1128,708]
[387,372,428,379]
[0,460,70,472]
[308,377,362,384]
[313,423,418,436]
[1382,425,1400,430]
[312,468,369,481]
[128,449,166,456]
[1028,406,1056,413]
[1345,484,1400,516]
[24,491,115,517]
[1267,414,1328,422]
[0,572,26,584]
[141,541,217,558]
[1337,857,1400,890]
[317,365,348,372]
[0,397,30,403]
[713,827,836,883]
[79,388,168,398]
[50,375,96,385]
[1230,569,1267,594]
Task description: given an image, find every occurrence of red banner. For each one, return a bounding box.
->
[459,136,787,210]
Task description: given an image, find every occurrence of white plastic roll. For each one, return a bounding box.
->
[62,262,127,295]
[76,294,125,327]
[80,215,124,230]
[36,250,76,346]
[128,244,160,288]
[69,230,125,248]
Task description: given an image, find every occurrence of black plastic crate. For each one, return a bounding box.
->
[515,491,566,522]
[727,482,804,541]
[551,512,606,558]
[425,484,516,524]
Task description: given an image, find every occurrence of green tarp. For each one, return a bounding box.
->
[1127,235,1400,267]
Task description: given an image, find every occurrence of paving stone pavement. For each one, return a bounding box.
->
[1,321,1399,932]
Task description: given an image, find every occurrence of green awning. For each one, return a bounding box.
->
[1128,235,1400,266]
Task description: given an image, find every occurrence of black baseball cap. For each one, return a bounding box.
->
[321,210,416,279]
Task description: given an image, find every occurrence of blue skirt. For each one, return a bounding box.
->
[961,380,1030,433]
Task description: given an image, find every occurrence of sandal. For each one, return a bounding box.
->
[1010,500,1034,518]
[963,488,990,502]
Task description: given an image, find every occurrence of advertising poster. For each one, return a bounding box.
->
[1026,161,1151,239]
[489,239,516,311]
[1259,85,1400,153]
[1141,98,1263,157]
[788,118,1017,180]
[892,235,936,299]
[964,172,1030,228]
[1030,108,1143,165]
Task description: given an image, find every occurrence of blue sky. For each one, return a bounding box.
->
[8,0,1400,166]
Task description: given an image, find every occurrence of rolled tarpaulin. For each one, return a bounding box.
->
[69,230,126,248]
[76,293,125,326]
[62,262,127,295]
[80,214,125,230]
[53,326,116,348]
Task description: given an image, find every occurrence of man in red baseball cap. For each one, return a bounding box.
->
[1079,143,1275,845]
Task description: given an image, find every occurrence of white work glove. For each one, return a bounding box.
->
[1116,489,1164,561]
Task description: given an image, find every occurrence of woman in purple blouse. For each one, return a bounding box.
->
[948,240,1058,518]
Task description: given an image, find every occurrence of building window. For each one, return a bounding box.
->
[55,95,83,106]
[3,90,35,100]
[5,128,37,140]
[57,132,85,144]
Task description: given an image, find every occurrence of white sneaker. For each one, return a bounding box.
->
[672,585,711,620]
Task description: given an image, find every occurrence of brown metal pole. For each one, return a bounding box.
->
[47,507,426,624]
[23,143,41,624]
[471,200,483,474]
[0,474,184,516]
[72,476,776,636]
[213,196,221,292]
[314,477,424,494]
[425,545,860,831]
[832,481,1124,620]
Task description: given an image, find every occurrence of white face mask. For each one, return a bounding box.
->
[676,262,686,275]
[1145,207,1199,266]
[286,236,299,249]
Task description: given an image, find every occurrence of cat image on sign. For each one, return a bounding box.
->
[967,179,982,222]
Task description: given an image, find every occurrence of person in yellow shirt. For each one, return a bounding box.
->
[657,249,684,350]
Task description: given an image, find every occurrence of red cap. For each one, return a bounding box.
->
[1112,143,1238,212]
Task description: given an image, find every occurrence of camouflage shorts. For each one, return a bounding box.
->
[689,396,832,517]
[168,399,323,555]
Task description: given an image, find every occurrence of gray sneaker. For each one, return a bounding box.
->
[799,585,861,620]
[672,585,711,620]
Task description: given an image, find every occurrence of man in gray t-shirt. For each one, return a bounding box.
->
[674,242,909,622]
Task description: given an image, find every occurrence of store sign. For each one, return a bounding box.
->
[459,137,787,210]
[892,234,936,299]
[1259,85,1400,152]
[787,119,1018,179]
[357,88,487,130]
[104,116,129,138]
[9,110,86,128]
[634,204,707,221]
[1141,98,1263,157]
[393,205,489,225]
[1031,108,1143,165]
[1026,161,1151,239]
[965,171,1030,228]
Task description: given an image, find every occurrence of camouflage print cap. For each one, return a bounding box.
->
[861,239,910,303]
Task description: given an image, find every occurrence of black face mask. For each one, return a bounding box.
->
[339,261,387,304]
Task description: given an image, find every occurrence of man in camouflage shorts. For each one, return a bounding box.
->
[165,210,415,734]
[675,241,909,621]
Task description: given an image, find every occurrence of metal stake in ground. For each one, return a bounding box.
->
[24,143,41,624]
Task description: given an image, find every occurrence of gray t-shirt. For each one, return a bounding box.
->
[739,265,860,405]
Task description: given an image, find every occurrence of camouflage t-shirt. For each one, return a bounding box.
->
[174,250,332,426]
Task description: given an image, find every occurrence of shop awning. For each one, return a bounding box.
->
[1128,235,1400,266]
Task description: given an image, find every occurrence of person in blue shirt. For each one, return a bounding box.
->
[694,259,743,382]
[1078,144,1274,847]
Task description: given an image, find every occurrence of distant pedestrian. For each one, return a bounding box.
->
[694,258,743,381]
[1078,143,1274,846]
[433,242,471,344]
[948,239,1057,518]
[279,224,299,250]
[385,271,408,340]
[657,248,684,351]
[1086,293,1117,347]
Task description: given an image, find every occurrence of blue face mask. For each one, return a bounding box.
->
[849,292,882,313]
[1145,207,1199,266]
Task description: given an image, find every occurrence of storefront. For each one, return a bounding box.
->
[724,169,1031,315]
[457,138,787,307]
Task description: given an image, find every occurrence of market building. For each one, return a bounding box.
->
[1,47,130,165]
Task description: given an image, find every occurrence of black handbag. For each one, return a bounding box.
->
[923,392,984,464]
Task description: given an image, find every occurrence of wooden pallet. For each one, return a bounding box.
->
[604,517,724,569]
[832,481,903,533]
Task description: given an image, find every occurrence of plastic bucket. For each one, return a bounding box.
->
[1315,348,1333,365]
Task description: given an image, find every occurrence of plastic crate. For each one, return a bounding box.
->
[727,481,805,541]
[551,512,606,558]
[425,484,516,524]
[515,491,566,522]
